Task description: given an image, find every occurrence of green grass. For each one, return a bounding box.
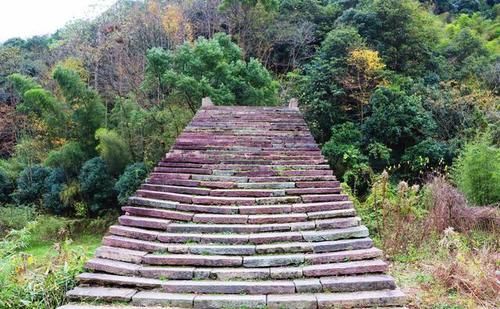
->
[23,233,102,261]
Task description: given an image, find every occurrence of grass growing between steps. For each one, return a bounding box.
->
[0,214,114,309]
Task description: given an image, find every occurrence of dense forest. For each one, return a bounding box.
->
[0,0,499,308]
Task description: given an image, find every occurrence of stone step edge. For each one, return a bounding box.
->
[127,196,354,215]
[77,272,397,293]
[64,287,406,308]
[121,205,356,223]
[85,255,387,277]
[109,223,366,245]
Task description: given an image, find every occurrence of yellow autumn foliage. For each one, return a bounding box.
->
[348,48,385,75]
[162,4,193,45]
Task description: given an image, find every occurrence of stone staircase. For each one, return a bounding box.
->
[61,102,405,308]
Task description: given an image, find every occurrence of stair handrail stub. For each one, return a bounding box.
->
[202,97,214,107]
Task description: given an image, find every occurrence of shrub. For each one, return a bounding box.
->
[0,206,36,236]
[358,171,427,255]
[42,168,67,215]
[78,157,116,216]
[425,177,499,233]
[13,165,51,205]
[322,122,372,194]
[451,133,500,205]
[0,238,85,308]
[95,128,132,176]
[115,162,148,204]
[44,142,86,177]
[0,170,14,204]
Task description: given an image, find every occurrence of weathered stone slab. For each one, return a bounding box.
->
[270,266,303,279]
[256,242,313,254]
[143,254,243,267]
[312,238,373,253]
[320,274,396,292]
[248,213,307,224]
[210,267,270,280]
[193,294,266,309]
[244,254,304,267]
[303,259,388,277]
[249,231,302,244]
[268,294,318,309]
[292,201,353,213]
[102,235,169,253]
[188,244,256,255]
[305,247,382,264]
[193,213,248,224]
[132,291,194,307]
[238,204,292,214]
[85,258,140,276]
[301,226,369,242]
[139,266,195,280]
[77,273,162,288]
[122,206,193,221]
[128,196,179,209]
[95,246,147,264]
[109,225,158,241]
[118,215,171,230]
[66,287,137,302]
[315,217,360,229]
[163,280,295,294]
[315,289,406,307]
[294,279,323,293]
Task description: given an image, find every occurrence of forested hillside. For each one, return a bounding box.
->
[0,1,498,308]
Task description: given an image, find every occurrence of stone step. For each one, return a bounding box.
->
[162,280,296,294]
[77,273,163,288]
[209,188,286,197]
[315,289,406,307]
[95,246,148,264]
[144,254,243,267]
[122,206,193,221]
[105,228,369,256]
[118,215,172,230]
[77,274,396,295]
[85,258,141,276]
[320,274,396,292]
[109,218,359,246]
[286,187,341,195]
[295,181,341,188]
[141,184,211,196]
[164,219,349,234]
[301,194,349,202]
[66,287,137,302]
[249,176,336,183]
[93,247,380,277]
[129,196,355,215]
[302,259,388,277]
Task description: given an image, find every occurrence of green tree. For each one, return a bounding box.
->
[299,26,365,142]
[12,165,51,205]
[0,170,14,204]
[339,0,440,74]
[115,162,148,205]
[44,142,87,177]
[52,67,106,155]
[363,87,436,155]
[78,157,116,216]
[143,33,279,111]
[452,132,500,205]
[95,128,132,176]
